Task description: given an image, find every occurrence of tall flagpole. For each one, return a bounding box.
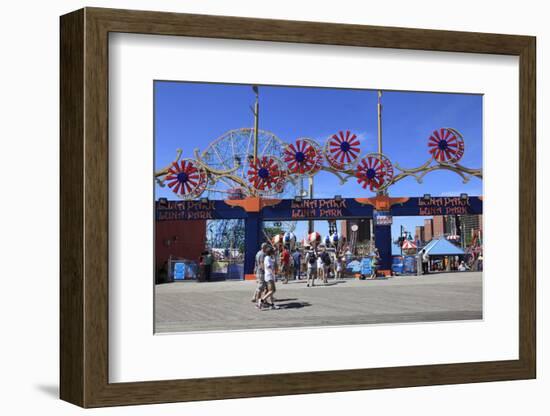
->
[308,176,314,234]
[252,85,259,166]
[377,90,383,155]
[377,90,384,196]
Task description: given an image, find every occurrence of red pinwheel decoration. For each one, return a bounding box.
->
[273,169,288,194]
[283,138,322,175]
[428,128,465,164]
[165,159,207,199]
[247,156,285,194]
[326,130,361,170]
[356,153,394,191]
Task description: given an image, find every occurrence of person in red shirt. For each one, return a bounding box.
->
[280,246,291,284]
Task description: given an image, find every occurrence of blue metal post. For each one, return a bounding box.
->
[244,213,261,279]
[375,224,393,271]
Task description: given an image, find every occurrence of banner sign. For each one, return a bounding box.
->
[374,210,393,226]
[289,198,349,219]
[173,262,186,280]
[156,199,217,220]
[392,256,404,274]
[346,260,362,273]
[156,196,482,221]
[417,196,472,216]
[403,255,417,274]
[360,257,372,275]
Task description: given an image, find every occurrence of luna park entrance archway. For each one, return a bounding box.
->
[155,194,482,280]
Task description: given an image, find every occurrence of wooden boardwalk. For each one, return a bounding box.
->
[155,272,482,333]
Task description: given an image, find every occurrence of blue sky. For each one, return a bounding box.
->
[154,81,483,247]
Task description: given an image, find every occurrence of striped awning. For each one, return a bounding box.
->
[402,239,417,249]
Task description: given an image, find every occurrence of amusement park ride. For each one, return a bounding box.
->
[155,87,483,279]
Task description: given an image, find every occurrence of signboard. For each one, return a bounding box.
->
[403,255,417,274]
[346,260,361,273]
[171,261,198,280]
[417,196,471,216]
[155,196,482,221]
[156,199,217,221]
[360,257,372,276]
[389,196,482,217]
[289,198,350,219]
[173,262,186,280]
[392,256,404,274]
[374,210,393,226]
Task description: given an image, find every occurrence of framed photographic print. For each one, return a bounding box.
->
[60,7,536,408]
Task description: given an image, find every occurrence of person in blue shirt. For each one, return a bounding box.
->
[292,249,302,280]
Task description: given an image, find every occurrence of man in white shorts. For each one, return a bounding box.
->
[260,247,279,310]
[252,243,268,305]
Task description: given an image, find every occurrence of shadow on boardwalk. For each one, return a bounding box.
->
[276,301,311,310]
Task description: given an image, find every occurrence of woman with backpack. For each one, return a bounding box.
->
[305,247,317,287]
[320,247,331,284]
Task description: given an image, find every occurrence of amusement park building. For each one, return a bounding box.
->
[340,218,372,245]
[424,214,482,247]
[461,214,483,245]
[415,226,425,244]
[155,219,207,275]
[424,218,434,242]
[433,216,446,237]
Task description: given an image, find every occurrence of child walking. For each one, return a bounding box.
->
[336,256,343,279]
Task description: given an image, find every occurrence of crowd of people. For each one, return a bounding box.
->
[415,249,476,275]
[251,242,347,310]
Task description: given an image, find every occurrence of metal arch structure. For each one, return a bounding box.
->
[154,87,482,200]
[154,85,481,201]
[155,126,482,200]
[155,127,301,199]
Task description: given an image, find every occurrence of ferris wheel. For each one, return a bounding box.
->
[199,127,299,199]
[199,127,298,234]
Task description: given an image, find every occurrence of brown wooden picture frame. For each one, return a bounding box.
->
[60,7,536,408]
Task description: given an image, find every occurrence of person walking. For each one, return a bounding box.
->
[280,246,291,284]
[203,250,213,281]
[335,256,343,280]
[422,249,430,275]
[320,248,331,284]
[316,249,325,283]
[417,250,424,276]
[252,243,268,305]
[369,252,379,279]
[292,249,302,280]
[260,247,279,309]
[198,252,206,282]
[305,247,317,287]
